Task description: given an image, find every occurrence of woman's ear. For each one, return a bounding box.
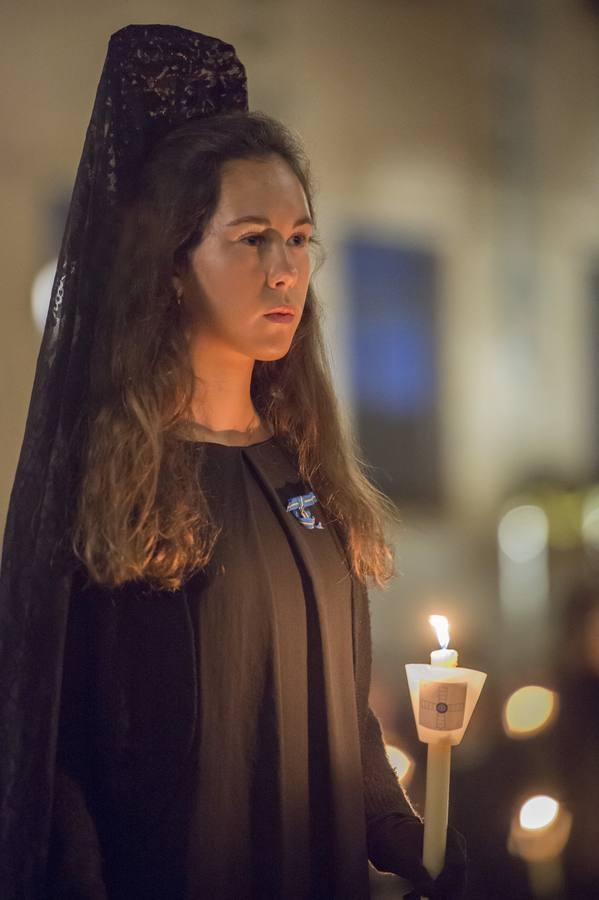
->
[171,274,183,295]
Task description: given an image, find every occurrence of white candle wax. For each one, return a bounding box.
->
[422,741,452,884]
[430,648,458,667]
[422,618,457,897]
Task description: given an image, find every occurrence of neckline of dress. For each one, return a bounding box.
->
[198,435,276,449]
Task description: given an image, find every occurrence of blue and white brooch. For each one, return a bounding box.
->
[286,492,324,530]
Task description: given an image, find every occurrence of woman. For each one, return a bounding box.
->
[0,25,465,900]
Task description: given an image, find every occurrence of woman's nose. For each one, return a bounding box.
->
[266,243,298,288]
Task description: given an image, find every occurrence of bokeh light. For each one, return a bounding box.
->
[581,485,599,549]
[503,685,558,739]
[509,794,572,868]
[385,744,414,786]
[498,505,549,563]
[519,795,559,831]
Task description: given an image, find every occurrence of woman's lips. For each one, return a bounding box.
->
[264,312,294,323]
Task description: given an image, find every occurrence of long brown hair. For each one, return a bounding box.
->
[71,109,400,591]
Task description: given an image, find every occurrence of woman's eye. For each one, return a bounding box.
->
[240,233,310,247]
[241,233,266,246]
[291,234,309,247]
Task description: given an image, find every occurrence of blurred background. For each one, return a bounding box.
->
[3,1,599,897]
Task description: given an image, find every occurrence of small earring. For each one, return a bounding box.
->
[176,291,183,307]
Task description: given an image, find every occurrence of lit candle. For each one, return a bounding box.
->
[429,615,458,668]
[404,621,486,899]
[422,615,455,890]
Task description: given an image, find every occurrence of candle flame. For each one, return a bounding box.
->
[429,614,450,649]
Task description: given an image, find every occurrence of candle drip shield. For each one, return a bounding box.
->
[405,664,487,746]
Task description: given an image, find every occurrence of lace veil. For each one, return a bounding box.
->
[0,24,248,895]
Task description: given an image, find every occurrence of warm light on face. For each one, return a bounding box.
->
[429,615,450,649]
[503,686,558,738]
[385,744,414,785]
[179,155,312,366]
[519,795,559,831]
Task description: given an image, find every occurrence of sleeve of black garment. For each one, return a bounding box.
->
[46,573,108,900]
[352,575,425,874]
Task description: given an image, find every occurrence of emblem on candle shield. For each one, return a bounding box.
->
[286,492,324,529]
[419,681,467,731]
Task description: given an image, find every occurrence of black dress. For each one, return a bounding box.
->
[49,436,414,899]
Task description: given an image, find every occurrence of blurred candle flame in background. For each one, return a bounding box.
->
[508,794,573,897]
[503,686,558,739]
[384,743,414,788]
[519,795,559,832]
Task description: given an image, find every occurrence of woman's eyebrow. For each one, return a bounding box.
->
[226,215,314,227]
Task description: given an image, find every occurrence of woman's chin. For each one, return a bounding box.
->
[254,343,294,362]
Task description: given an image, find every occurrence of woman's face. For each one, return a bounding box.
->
[174,153,314,363]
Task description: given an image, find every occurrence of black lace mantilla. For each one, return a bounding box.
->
[0,24,248,897]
